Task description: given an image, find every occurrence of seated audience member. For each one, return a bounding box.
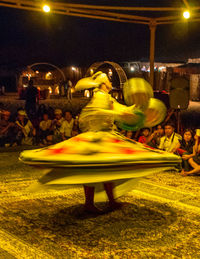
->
[180,132,200,176]
[126,130,134,139]
[120,129,126,136]
[148,124,164,148]
[0,110,16,147]
[175,129,195,156]
[60,111,74,140]
[15,110,36,145]
[39,113,52,145]
[47,109,64,144]
[174,129,195,172]
[138,128,151,144]
[158,122,182,153]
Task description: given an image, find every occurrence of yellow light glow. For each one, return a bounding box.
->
[55,86,59,94]
[48,87,52,94]
[84,90,90,98]
[108,69,113,77]
[183,10,190,19]
[45,72,52,79]
[43,5,50,13]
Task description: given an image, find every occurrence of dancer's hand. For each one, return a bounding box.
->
[129,92,150,111]
[121,111,139,125]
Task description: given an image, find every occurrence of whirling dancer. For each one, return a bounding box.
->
[20,72,181,214]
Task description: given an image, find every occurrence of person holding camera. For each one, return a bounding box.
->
[146,124,164,148]
[46,109,64,144]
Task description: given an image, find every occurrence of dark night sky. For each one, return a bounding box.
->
[0,1,200,70]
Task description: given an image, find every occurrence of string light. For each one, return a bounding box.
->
[43,5,50,13]
[183,10,190,19]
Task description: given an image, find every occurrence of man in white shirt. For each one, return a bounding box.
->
[159,122,182,153]
[60,111,74,140]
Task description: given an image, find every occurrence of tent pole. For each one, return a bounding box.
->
[149,21,157,88]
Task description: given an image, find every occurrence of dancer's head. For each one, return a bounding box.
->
[95,73,112,93]
[75,71,112,92]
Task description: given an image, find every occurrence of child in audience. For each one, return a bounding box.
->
[39,113,52,145]
[138,128,151,144]
[60,111,74,140]
[126,130,133,139]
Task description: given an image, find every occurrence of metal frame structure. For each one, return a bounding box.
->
[0,0,200,86]
[85,61,127,89]
[28,62,66,81]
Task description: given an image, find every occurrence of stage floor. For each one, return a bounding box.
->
[0,148,200,258]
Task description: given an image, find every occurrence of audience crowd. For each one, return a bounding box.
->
[0,105,80,148]
[0,105,200,176]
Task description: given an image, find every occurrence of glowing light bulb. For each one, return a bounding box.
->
[43,5,50,13]
[183,10,190,19]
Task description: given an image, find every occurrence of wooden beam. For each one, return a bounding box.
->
[156,15,183,21]
[0,0,200,26]
[64,7,151,22]
[0,0,151,22]
[50,3,186,12]
[191,7,200,10]
[182,0,190,9]
[0,2,149,24]
[156,11,200,22]
[0,0,199,12]
[51,9,149,24]
[157,17,200,25]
